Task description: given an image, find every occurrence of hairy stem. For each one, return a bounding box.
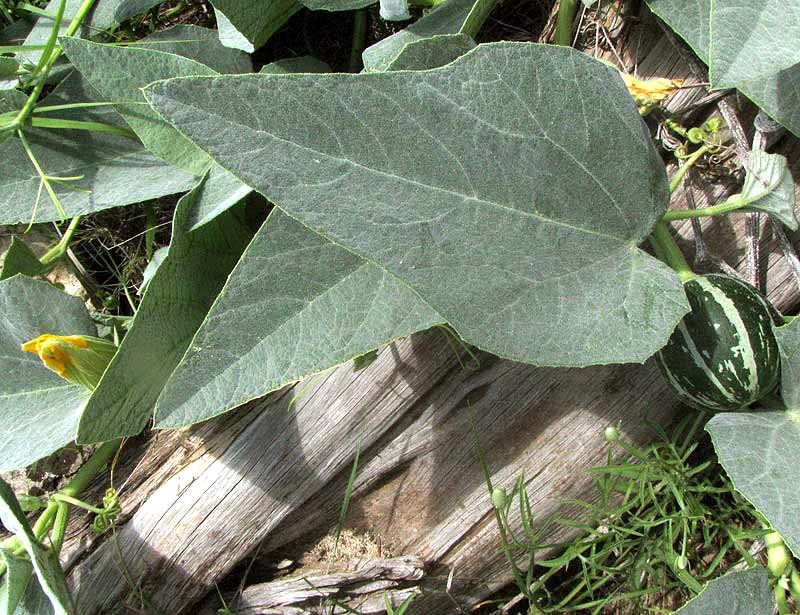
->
[554,0,578,47]
[649,221,694,282]
[349,8,367,72]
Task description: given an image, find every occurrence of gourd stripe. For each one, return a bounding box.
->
[699,277,758,392]
[667,320,738,404]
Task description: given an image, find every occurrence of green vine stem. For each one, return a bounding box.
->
[349,8,367,72]
[663,193,766,222]
[41,215,81,265]
[0,439,121,577]
[669,143,713,194]
[649,221,695,283]
[459,0,499,40]
[554,0,578,47]
[49,501,69,554]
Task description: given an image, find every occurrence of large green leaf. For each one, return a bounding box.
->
[672,567,772,615]
[706,412,800,558]
[145,42,686,367]
[362,0,475,71]
[76,173,254,443]
[709,1,800,88]
[0,480,72,615]
[646,0,800,137]
[154,208,442,428]
[210,0,302,53]
[0,71,195,225]
[59,37,220,174]
[0,275,94,472]
[186,54,336,231]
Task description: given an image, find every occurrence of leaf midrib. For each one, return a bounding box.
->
[152,77,647,245]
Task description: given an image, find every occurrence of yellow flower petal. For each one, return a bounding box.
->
[21,333,116,390]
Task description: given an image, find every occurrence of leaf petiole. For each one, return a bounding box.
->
[27,116,137,137]
[51,493,103,514]
[649,221,694,282]
[17,128,67,227]
[41,215,82,265]
[662,197,758,222]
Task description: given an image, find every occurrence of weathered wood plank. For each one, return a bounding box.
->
[212,556,424,615]
[66,330,459,614]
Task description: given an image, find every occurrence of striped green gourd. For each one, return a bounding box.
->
[656,274,780,412]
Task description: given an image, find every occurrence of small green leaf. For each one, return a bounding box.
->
[737,151,797,230]
[0,547,33,614]
[0,275,94,472]
[210,0,302,53]
[380,0,410,21]
[362,0,475,71]
[352,349,380,371]
[384,33,476,71]
[0,237,47,280]
[706,412,800,558]
[672,567,772,615]
[77,173,254,442]
[0,479,73,615]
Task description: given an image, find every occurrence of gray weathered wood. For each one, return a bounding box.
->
[217,556,424,615]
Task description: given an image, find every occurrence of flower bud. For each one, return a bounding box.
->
[21,334,116,390]
[491,487,508,510]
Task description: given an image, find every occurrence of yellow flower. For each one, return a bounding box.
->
[620,73,683,115]
[21,334,116,390]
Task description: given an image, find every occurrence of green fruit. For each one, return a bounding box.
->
[656,274,780,412]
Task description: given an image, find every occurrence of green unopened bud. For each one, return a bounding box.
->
[21,334,116,390]
[675,554,688,570]
[491,487,508,510]
[687,127,706,144]
[702,118,723,134]
[766,531,791,578]
[604,425,620,442]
